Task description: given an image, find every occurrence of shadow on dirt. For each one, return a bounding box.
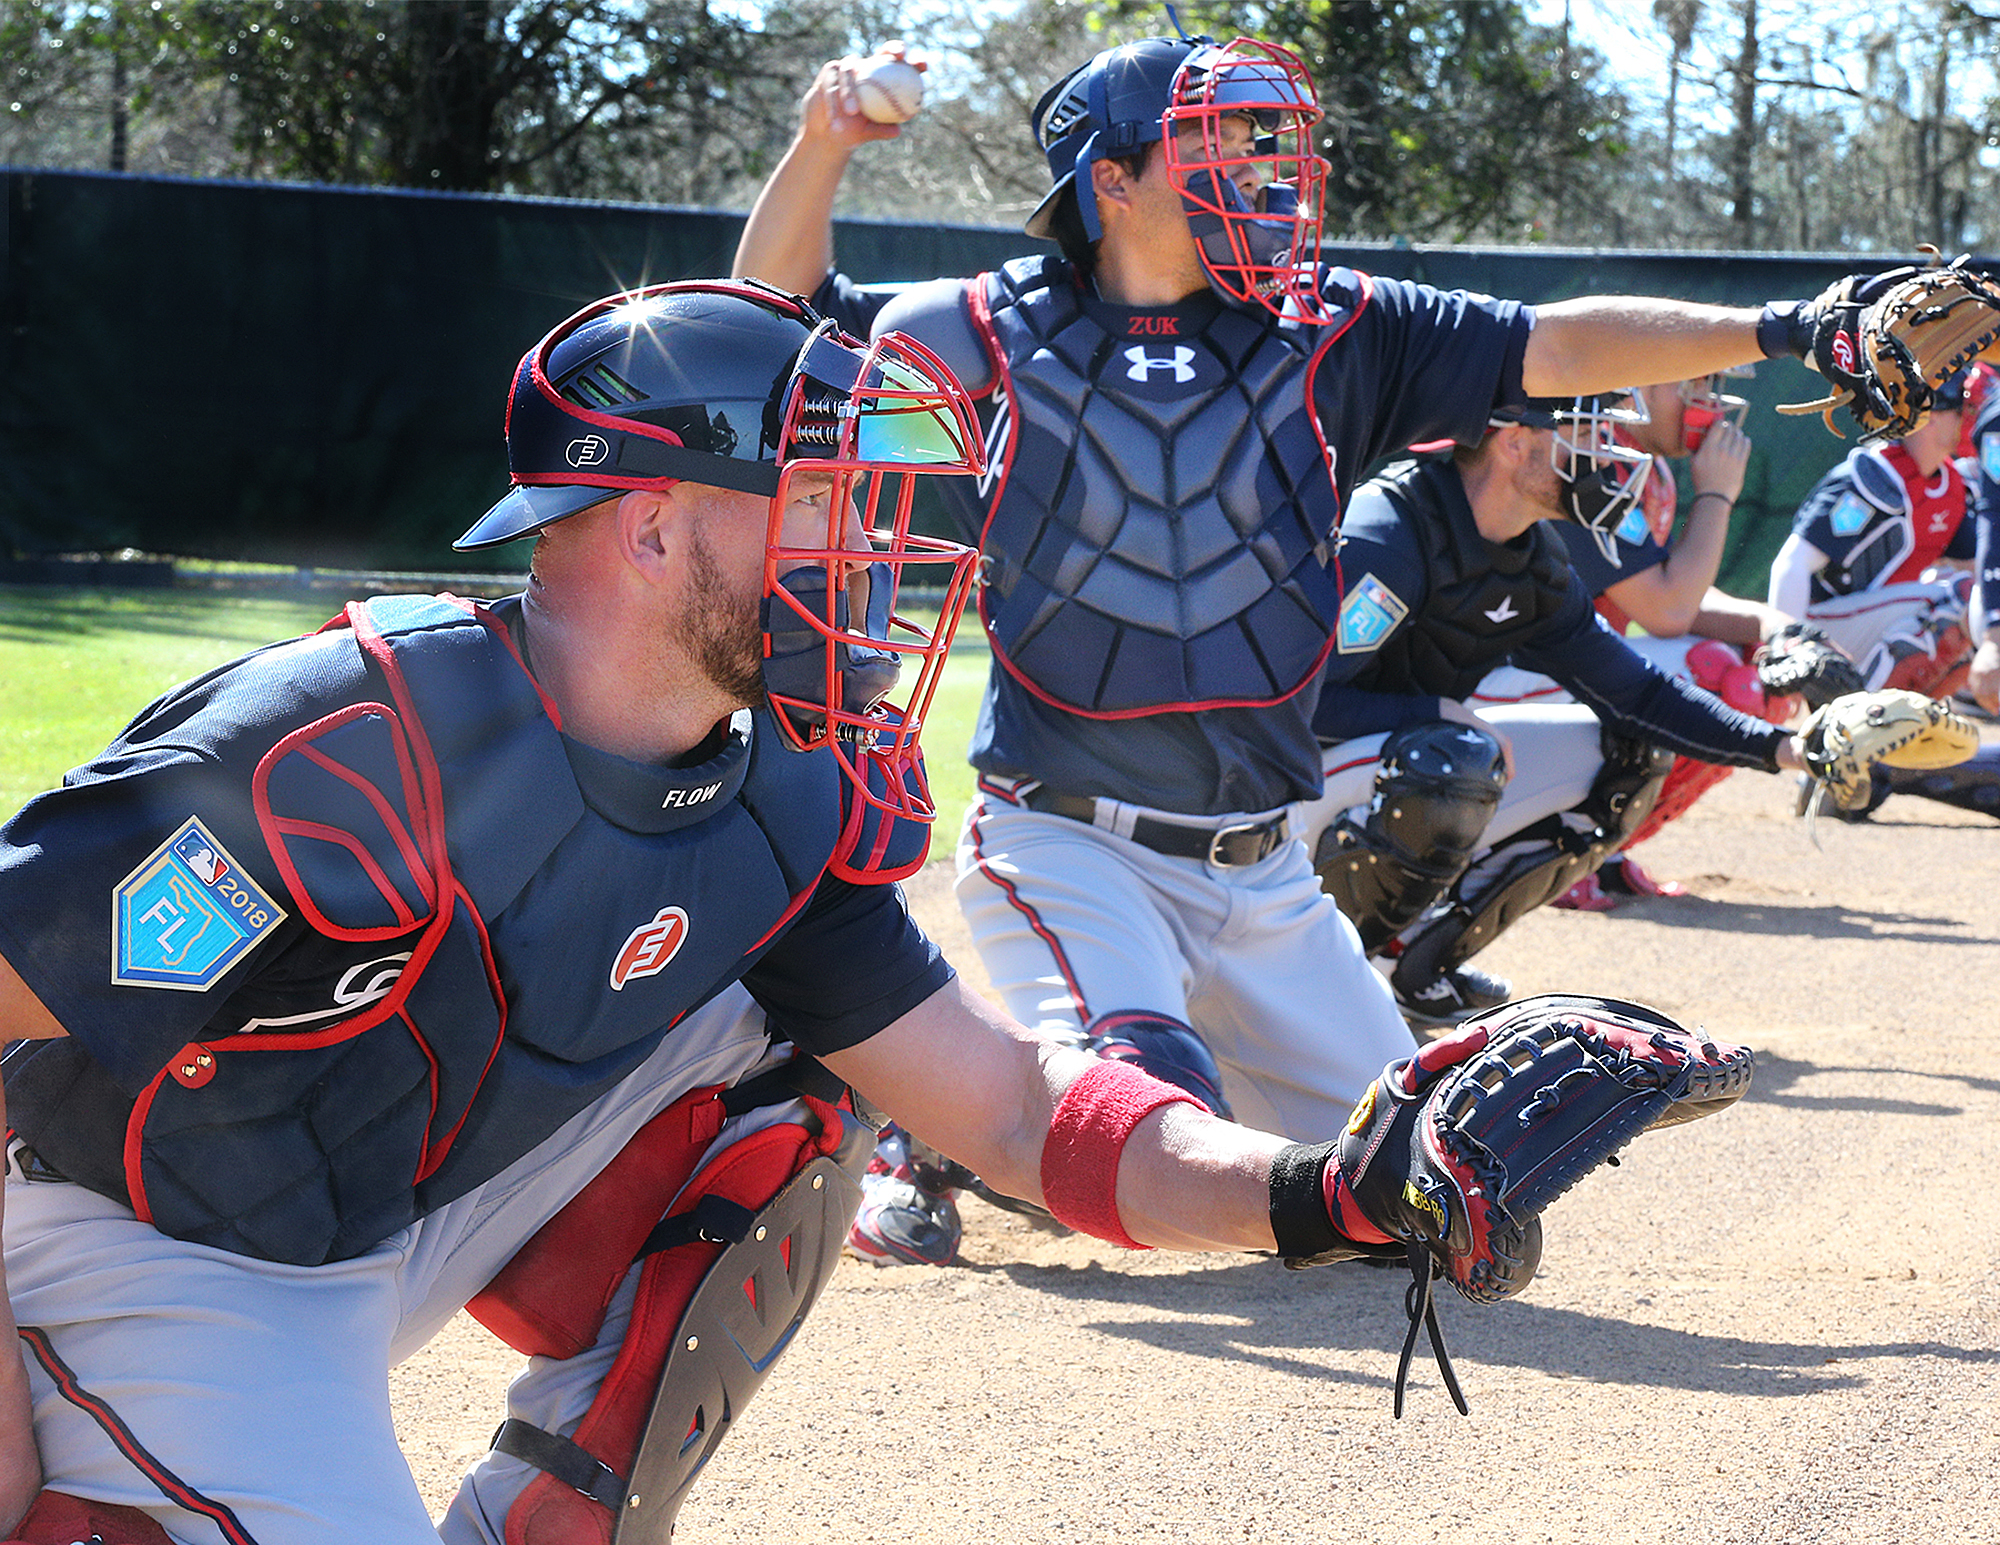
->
[989,1255,1993,1405]
[1616,894,1987,946]
[1739,1050,2000,1111]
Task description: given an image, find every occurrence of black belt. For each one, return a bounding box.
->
[1023,788,1290,867]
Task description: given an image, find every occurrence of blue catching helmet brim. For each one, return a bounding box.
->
[453,482,623,551]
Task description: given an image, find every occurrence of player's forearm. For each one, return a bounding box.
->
[731,134,852,296]
[1970,638,2000,713]
[1691,588,1785,648]
[1105,1100,1286,1252]
[1646,494,1735,631]
[1523,300,1765,398]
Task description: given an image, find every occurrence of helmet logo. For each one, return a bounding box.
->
[565,434,612,467]
[1124,346,1197,384]
[610,906,690,991]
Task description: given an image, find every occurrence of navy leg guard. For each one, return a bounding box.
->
[1883,742,2000,817]
[1085,1012,1233,1120]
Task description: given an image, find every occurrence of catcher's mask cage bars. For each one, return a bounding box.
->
[1678,363,1753,450]
[483,280,985,825]
[1161,36,1334,322]
[1493,393,1654,567]
[760,316,985,822]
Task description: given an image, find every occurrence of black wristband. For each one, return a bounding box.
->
[1757,299,1808,361]
[1268,1140,1343,1258]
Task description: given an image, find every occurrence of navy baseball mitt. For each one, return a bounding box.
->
[1277,994,1753,1414]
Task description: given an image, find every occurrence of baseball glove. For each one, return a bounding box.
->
[1776,251,2000,440]
[1304,995,1754,1415]
[1801,688,1982,814]
[1752,621,1866,711]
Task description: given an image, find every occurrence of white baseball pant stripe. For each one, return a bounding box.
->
[955,788,1417,1140]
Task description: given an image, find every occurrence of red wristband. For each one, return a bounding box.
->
[1040,1059,1204,1249]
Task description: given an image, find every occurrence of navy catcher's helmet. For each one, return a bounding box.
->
[1025,31,1330,320]
[1491,394,1654,567]
[457,280,986,822]
[1024,35,1206,244]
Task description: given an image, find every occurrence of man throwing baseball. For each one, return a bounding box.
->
[732,25,1988,1263]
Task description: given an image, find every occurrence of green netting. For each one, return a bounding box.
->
[0,168,1941,595]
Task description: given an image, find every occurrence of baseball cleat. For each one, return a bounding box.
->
[1392,964,1512,1028]
[1551,872,1616,912]
[848,1168,963,1266]
[1556,855,1687,910]
[846,1124,963,1266]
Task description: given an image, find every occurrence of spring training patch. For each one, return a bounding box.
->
[1337,573,1410,654]
[1981,429,2000,485]
[1612,503,1650,549]
[1829,490,1874,539]
[112,817,287,991]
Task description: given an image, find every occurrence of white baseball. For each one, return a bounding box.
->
[854,55,924,124]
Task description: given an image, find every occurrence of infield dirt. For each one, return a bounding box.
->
[390,758,2000,1545]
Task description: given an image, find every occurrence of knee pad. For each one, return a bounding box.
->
[2,1493,172,1545]
[1313,720,1507,953]
[1086,1012,1232,1121]
[1879,618,1973,699]
[1684,639,1781,722]
[1393,731,1672,986]
[473,1066,863,1545]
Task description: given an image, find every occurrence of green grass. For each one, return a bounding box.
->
[0,586,991,850]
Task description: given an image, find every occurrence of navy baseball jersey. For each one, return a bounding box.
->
[0,594,948,1265]
[1313,456,1786,770]
[817,257,1533,815]
[1554,515,1668,599]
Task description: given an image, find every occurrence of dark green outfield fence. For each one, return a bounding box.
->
[0,166,1978,594]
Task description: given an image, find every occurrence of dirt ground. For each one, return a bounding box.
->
[390,756,2000,1545]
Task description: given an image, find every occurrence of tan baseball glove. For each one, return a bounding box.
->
[1775,251,2000,440]
[1801,689,1981,814]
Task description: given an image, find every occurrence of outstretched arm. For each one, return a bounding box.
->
[1523,299,1768,398]
[733,49,920,298]
[823,977,1285,1253]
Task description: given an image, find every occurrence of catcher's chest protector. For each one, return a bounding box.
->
[1352,459,1579,699]
[9,595,904,1267]
[1814,444,1967,598]
[964,257,1342,715]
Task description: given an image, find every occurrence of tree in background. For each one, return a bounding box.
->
[1,0,1994,253]
[0,1,865,204]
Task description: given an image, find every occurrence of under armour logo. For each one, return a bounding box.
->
[1124,346,1197,384]
[1484,595,1521,623]
[566,434,611,467]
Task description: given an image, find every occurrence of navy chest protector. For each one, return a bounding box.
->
[966,257,1344,716]
[104,596,923,1265]
[1352,459,1579,701]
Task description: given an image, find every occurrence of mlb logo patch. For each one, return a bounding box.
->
[113,817,286,991]
[1829,490,1873,538]
[1337,573,1409,654]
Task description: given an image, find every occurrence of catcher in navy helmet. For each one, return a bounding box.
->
[0,272,1782,1540]
[730,18,1974,1270]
